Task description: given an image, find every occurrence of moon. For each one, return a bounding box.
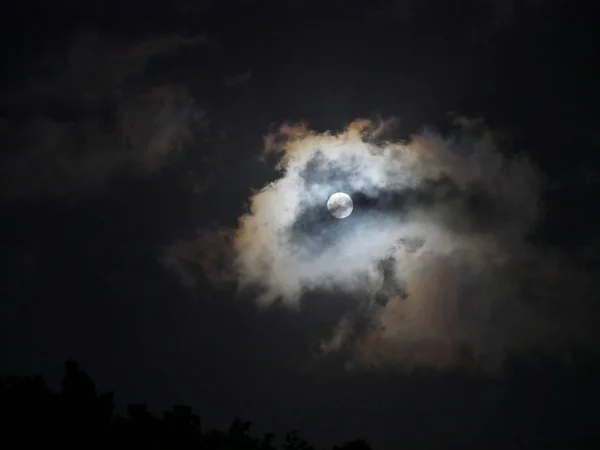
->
[327,192,353,219]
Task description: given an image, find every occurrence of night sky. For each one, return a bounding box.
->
[2,1,600,449]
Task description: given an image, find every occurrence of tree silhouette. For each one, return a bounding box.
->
[284,429,314,450]
[333,439,372,450]
[0,361,374,449]
[59,360,115,444]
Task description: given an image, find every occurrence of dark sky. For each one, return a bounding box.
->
[1,1,600,449]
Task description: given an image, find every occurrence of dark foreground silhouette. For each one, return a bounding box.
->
[4,358,600,449]
[0,361,370,449]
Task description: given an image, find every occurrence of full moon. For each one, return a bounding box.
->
[327,192,353,219]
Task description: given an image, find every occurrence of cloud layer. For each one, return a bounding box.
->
[0,31,207,201]
[169,118,599,370]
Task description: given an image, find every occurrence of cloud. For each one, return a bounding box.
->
[0,31,208,201]
[223,71,251,87]
[164,225,235,289]
[167,117,600,370]
[369,0,547,40]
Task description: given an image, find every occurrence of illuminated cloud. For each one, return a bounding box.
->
[169,117,599,370]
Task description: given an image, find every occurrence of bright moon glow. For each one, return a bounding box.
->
[327,192,353,219]
[185,120,586,369]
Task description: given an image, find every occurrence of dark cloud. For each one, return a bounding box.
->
[0,31,207,201]
[223,71,251,87]
[370,0,548,40]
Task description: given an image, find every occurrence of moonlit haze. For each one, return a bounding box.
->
[169,117,599,371]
